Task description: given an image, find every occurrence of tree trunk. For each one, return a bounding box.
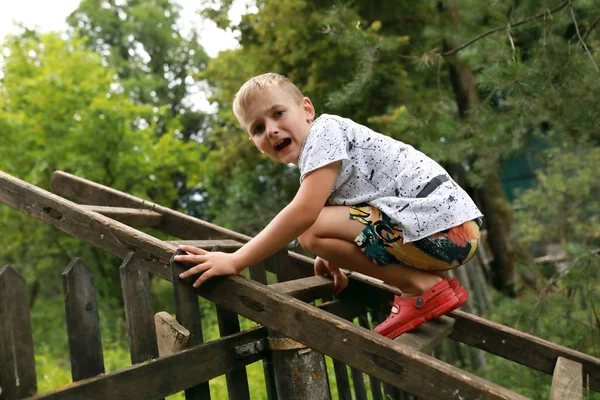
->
[440,0,519,295]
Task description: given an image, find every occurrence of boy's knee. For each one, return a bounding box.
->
[298,231,318,252]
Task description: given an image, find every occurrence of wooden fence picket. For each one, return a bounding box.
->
[0,266,37,399]
[171,250,211,400]
[119,253,160,364]
[62,258,105,381]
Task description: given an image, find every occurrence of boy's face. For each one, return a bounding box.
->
[241,87,315,165]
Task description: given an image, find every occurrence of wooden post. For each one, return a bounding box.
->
[331,361,352,400]
[120,253,160,364]
[550,357,583,400]
[269,334,331,399]
[216,305,251,400]
[205,244,251,400]
[62,259,105,381]
[154,311,190,357]
[249,261,278,400]
[0,266,37,399]
[358,315,383,400]
[171,251,211,400]
[269,251,331,400]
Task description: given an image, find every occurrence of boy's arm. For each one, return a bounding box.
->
[176,161,341,287]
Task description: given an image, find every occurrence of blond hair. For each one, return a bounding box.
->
[233,73,304,123]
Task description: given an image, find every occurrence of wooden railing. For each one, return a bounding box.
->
[0,170,598,400]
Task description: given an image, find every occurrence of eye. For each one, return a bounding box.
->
[253,124,265,135]
[274,110,285,118]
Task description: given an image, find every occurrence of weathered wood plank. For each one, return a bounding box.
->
[0,266,37,399]
[216,304,250,400]
[154,311,190,357]
[248,260,278,400]
[62,259,105,381]
[51,171,250,242]
[25,327,269,400]
[449,309,599,391]
[0,171,175,280]
[350,366,368,400]
[357,315,383,400]
[79,205,162,227]
[171,250,211,400]
[550,357,583,400]
[395,316,455,354]
[120,253,160,364]
[269,276,334,302]
[190,274,528,399]
[331,360,352,400]
[319,300,367,321]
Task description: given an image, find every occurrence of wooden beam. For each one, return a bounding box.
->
[550,357,583,400]
[51,171,250,242]
[26,327,269,400]
[0,171,175,280]
[80,205,162,227]
[270,275,334,302]
[192,274,528,399]
[449,309,599,392]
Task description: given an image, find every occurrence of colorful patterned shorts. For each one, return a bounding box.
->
[350,205,481,271]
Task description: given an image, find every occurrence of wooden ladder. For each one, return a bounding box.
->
[0,170,598,400]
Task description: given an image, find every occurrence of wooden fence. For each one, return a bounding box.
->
[0,169,599,400]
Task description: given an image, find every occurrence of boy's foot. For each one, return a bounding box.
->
[448,277,468,310]
[374,280,460,339]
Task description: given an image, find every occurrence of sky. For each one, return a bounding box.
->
[0,0,245,58]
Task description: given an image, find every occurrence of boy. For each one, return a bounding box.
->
[175,73,483,339]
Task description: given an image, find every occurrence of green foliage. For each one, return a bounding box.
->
[479,245,600,399]
[0,31,202,297]
[515,147,600,246]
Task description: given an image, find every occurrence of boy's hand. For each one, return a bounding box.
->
[313,256,348,296]
[174,245,244,288]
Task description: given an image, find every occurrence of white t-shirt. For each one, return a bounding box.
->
[298,114,483,243]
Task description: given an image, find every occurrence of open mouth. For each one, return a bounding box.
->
[274,138,292,152]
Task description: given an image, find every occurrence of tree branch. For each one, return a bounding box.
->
[570,5,599,72]
[441,0,570,56]
[582,15,599,42]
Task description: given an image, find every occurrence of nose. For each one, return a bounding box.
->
[266,119,279,136]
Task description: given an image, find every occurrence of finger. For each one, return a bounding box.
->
[179,264,210,279]
[332,274,340,295]
[177,245,208,256]
[174,255,206,266]
[193,270,214,288]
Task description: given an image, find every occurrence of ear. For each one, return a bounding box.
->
[302,97,315,123]
[248,135,264,153]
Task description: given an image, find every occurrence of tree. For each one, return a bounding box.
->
[0,31,202,302]
[199,0,599,295]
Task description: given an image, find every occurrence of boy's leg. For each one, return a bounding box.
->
[298,206,443,297]
[298,205,470,339]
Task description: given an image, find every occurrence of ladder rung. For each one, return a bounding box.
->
[80,205,162,227]
[394,316,455,353]
[270,275,333,302]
